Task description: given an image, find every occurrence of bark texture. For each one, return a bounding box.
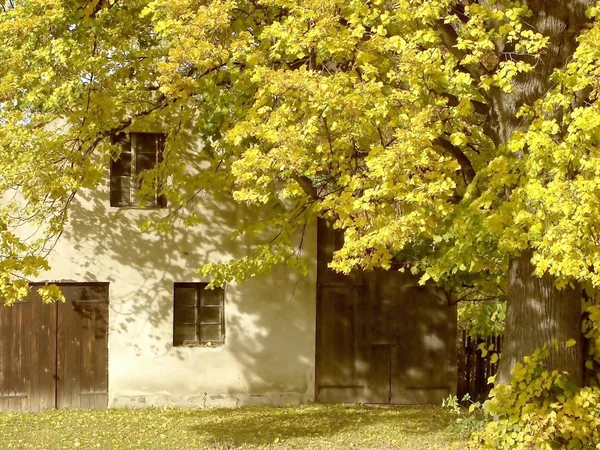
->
[486,0,594,146]
[489,1,592,384]
[497,250,583,385]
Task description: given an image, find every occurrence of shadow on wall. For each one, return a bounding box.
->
[61,133,316,402]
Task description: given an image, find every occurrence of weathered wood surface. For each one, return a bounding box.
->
[0,290,56,412]
[0,283,108,411]
[316,220,457,404]
[56,284,109,409]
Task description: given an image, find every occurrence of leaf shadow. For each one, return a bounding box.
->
[179,404,456,448]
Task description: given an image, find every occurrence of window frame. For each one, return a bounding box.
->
[172,282,226,347]
[109,131,167,208]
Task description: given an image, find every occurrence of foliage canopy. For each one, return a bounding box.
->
[3,2,600,446]
[1,0,600,305]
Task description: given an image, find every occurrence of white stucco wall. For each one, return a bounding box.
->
[28,168,317,408]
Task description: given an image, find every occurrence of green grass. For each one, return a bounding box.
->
[0,404,465,449]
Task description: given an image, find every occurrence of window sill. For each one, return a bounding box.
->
[110,205,167,210]
[174,342,224,348]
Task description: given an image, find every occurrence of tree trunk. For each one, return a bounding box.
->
[487,1,592,385]
[497,249,583,385]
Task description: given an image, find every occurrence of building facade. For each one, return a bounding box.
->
[0,132,456,411]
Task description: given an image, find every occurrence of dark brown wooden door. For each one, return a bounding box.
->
[0,290,56,411]
[0,283,108,411]
[369,270,457,404]
[56,285,109,409]
[316,221,457,404]
[316,283,391,403]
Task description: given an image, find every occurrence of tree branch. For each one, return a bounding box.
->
[434,137,476,185]
[294,175,318,200]
[440,91,489,116]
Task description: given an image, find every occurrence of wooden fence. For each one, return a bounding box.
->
[457,330,503,401]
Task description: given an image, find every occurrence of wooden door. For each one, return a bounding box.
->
[316,284,391,403]
[56,284,109,409]
[315,220,390,403]
[315,220,457,404]
[368,270,457,404]
[0,291,56,412]
[0,283,108,411]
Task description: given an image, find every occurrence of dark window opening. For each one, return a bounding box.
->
[110,132,166,208]
[173,283,225,346]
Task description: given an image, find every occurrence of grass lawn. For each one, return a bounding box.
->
[0,404,466,449]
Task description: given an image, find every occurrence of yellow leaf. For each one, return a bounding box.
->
[585,360,594,370]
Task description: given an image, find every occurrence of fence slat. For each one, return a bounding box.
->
[457,333,503,401]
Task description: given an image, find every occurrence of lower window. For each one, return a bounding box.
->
[173,283,225,346]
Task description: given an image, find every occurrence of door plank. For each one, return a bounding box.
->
[317,286,359,389]
[28,291,57,412]
[0,291,56,412]
[57,284,108,409]
[384,273,456,404]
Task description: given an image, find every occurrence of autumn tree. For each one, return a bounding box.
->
[2,0,600,385]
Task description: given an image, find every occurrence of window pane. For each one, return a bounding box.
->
[136,152,156,175]
[173,283,225,346]
[111,132,131,147]
[174,287,197,307]
[174,306,196,324]
[201,289,222,306]
[200,324,222,343]
[200,307,220,323]
[135,133,160,154]
[110,177,131,205]
[110,152,132,177]
[174,323,197,345]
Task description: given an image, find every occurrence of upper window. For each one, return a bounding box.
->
[110,132,166,208]
[173,283,225,347]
